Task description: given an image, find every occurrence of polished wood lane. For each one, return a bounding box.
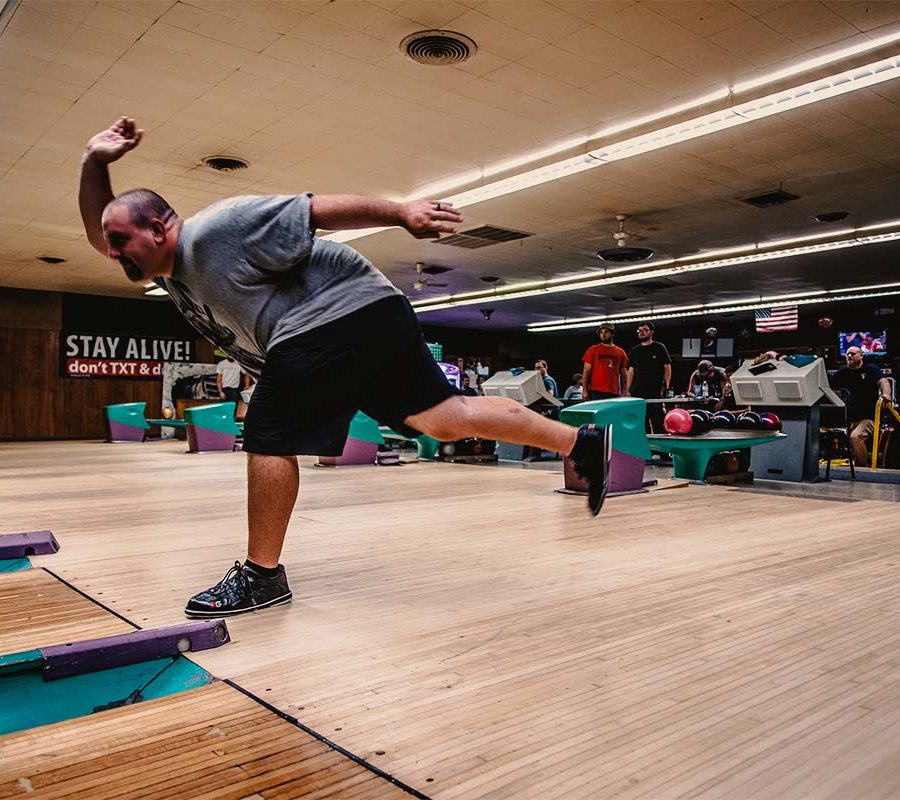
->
[2,440,900,798]
[0,682,412,799]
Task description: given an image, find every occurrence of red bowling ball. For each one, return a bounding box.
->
[664,407,694,435]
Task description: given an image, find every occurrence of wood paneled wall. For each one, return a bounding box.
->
[0,289,213,441]
[0,327,163,440]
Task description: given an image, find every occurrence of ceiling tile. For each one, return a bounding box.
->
[642,1,753,36]
[475,1,586,41]
[757,2,860,49]
[517,45,616,88]
[447,8,549,61]
[160,2,282,51]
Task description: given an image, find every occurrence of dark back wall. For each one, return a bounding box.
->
[1,288,895,441]
[0,289,212,441]
[423,299,898,393]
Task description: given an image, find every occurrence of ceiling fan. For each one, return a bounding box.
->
[411,261,451,291]
[596,214,655,263]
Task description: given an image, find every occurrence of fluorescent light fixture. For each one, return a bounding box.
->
[320,39,900,259]
[412,223,900,313]
[732,28,900,94]
[526,283,900,332]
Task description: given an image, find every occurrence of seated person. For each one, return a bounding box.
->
[563,373,584,402]
[686,359,728,399]
[830,346,893,466]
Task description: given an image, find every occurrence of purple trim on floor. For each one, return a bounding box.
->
[0,530,60,559]
[40,619,231,680]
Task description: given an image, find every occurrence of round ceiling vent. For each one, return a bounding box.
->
[202,155,249,172]
[400,30,477,66]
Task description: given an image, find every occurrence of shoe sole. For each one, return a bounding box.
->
[588,426,613,516]
[184,592,293,619]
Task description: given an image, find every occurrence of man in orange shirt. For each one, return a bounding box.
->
[581,323,629,400]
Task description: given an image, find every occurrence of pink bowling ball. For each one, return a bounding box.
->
[664,407,693,435]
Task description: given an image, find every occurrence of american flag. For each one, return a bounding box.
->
[755,306,798,332]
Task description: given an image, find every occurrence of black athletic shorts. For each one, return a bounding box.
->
[242,295,458,456]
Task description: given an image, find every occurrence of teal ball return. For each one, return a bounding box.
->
[647,431,787,482]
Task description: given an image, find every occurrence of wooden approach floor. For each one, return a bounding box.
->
[2,439,900,799]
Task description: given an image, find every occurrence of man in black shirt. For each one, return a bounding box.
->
[830,346,892,465]
[626,321,672,434]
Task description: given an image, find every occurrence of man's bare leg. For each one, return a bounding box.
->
[406,394,577,453]
[247,454,299,568]
[406,395,610,515]
[184,453,297,617]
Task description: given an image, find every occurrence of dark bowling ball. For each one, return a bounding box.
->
[722,451,741,473]
[737,411,762,430]
[689,411,711,434]
[712,410,736,428]
[694,409,714,423]
[706,452,724,477]
[760,411,781,431]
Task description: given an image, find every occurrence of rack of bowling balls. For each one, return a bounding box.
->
[663,408,782,436]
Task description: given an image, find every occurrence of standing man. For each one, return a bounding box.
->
[626,321,672,434]
[581,323,629,400]
[78,117,611,618]
[534,359,558,398]
[829,346,892,466]
[215,355,243,407]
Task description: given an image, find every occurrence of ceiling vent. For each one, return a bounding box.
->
[742,188,799,208]
[421,264,452,275]
[37,256,66,264]
[433,225,533,249]
[815,211,849,223]
[401,30,477,66]
[202,155,249,172]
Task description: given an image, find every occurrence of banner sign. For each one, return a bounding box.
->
[61,333,195,380]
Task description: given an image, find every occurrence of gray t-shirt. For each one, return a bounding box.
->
[157,194,401,376]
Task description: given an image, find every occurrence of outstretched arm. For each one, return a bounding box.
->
[310,195,462,239]
[79,116,143,254]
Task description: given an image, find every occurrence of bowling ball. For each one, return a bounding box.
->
[689,411,711,434]
[712,410,736,428]
[722,452,741,473]
[737,411,762,429]
[161,406,174,420]
[760,411,781,431]
[705,326,718,338]
[664,407,693,435]
[694,409,714,423]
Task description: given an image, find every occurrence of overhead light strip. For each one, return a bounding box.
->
[525,284,900,333]
[412,226,900,313]
[324,49,900,245]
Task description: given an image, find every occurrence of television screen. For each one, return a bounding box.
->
[838,331,887,356]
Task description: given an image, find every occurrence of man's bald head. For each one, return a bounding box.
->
[106,188,177,228]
